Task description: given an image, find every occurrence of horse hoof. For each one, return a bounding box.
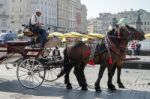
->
[112,87,116,91]
[118,83,125,88]
[95,88,101,92]
[95,87,102,92]
[108,84,116,91]
[81,87,88,91]
[67,85,72,90]
[109,87,116,91]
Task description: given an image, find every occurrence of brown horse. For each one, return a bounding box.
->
[61,25,145,91]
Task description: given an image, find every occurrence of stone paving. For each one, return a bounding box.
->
[0,63,150,99]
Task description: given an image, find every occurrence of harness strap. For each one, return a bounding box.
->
[107,35,121,54]
[110,45,120,54]
[0,53,15,64]
[89,44,96,60]
[105,36,113,65]
[117,28,120,38]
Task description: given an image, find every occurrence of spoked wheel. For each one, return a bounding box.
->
[44,64,63,82]
[17,58,45,89]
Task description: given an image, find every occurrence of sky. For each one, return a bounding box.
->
[81,0,150,19]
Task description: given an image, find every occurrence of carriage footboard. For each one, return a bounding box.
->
[0,53,22,64]
[45,60,63,65]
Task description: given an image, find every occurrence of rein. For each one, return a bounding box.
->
[105,26,132,55]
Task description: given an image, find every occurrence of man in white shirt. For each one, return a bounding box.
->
[29,9,47,48]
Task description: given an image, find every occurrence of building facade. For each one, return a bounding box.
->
[10,0,29,32]
[29,0,57,31]
[57,0,69,32]
[57,0,87,33]
[10,0,57,32]
[0,0,11,32]
[88,9,150,34]
[87,18,97,33]
[80,4,87,33]
[0,0,87,33]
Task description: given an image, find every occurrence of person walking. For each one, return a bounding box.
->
[136,42,141,55]
[131,41,137,55]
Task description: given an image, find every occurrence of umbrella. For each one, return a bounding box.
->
[88,33,105,38]
[64,32,83,37]
[63,33,78,38]
[82,34,95,39]
[144,33,150,38]
[48,32,64,38]
[82,37,88,41]
[62,37,66,42]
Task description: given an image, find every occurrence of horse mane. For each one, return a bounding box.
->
[107,28,116,36]
[69,41,85,48]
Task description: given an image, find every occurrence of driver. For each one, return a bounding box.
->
[29,9,47,48]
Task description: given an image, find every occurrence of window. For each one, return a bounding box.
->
[2,20,6,27]
[0,4,3,8]
[148,22,149,25]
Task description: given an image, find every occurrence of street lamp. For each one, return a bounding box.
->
[56,0,58,31]
[136,10,142,31]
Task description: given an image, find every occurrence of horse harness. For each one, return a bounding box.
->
[85,26,138,64]
[105,26,133,55]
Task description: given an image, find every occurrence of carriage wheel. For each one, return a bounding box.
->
[44,64,63,82]
[17,59,45,89]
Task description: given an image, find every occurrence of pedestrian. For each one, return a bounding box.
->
[29,9,48,48]
[131,41,136,55]
[47,27,50,34]
[136,42,141,55]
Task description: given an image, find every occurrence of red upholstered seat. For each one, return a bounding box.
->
[6,41,29,46]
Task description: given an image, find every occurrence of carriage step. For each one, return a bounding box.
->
[45,60,64,65]
[38,58,63,65]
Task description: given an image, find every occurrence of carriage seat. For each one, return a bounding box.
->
[22,24,39,37]
[23,30,39,37]
[6,41,29,46]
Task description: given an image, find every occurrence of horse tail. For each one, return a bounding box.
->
[57,48,69,78]
[63,48,69,65]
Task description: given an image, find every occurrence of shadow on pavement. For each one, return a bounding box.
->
[0,79,150,99]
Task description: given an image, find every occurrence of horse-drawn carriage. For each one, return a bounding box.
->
[0,24,145,92]
[0,26,64,89]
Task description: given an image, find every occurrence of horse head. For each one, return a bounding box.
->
[124,25,145,41]
[109,25,145,41]
[106,25,145,50]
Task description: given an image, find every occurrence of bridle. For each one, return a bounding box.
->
[107,26,133,40]
[105,26,134,54]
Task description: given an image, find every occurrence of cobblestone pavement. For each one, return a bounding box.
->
[0,63,150,99]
